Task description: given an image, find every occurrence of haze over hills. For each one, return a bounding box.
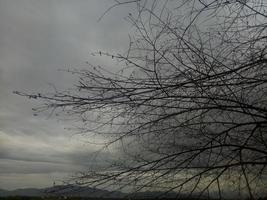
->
[1,186,264,200]
[0,186,187,199]
[0,185,124,197]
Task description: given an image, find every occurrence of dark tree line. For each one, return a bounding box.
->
[16,0,267,199]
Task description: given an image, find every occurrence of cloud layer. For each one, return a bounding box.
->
[0,0,131,190]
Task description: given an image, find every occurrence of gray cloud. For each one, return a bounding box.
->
[0,159,82,174]
[0,0,130,189]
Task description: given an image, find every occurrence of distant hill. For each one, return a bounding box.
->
[0,188,43,197]
[0,189,9,197]
[2,186,267,200]
[0,185,124,198]
[0,186,211,199]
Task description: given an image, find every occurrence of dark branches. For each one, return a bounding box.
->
[16,0,267,199]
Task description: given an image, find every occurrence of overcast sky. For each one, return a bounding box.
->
[0,0,133,190]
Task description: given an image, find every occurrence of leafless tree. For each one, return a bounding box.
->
[15,0,267,199]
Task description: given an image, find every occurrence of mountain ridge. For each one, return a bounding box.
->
[0,185,124,197]
[0,186,211,199]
